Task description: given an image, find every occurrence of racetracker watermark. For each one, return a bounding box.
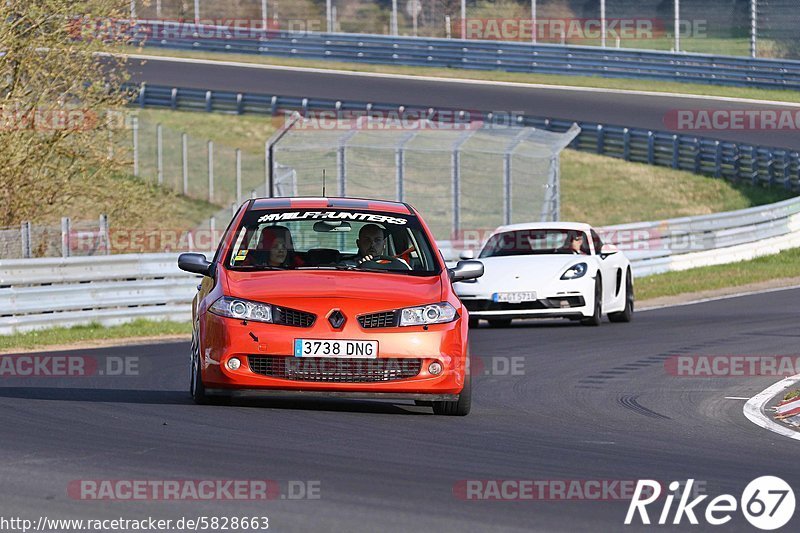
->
[68,480,321,500]
[70,18,327,41]
[453,479,666,501]
[450,225,705,255]
[664,109,800,131]
[665,355,800,377]
[469,356,525,377]
[0,355,138,378]
[463,18,666,41]
[284,109,526,131]
[0,107,132,132]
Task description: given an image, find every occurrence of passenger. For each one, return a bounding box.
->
[255,225,302,268]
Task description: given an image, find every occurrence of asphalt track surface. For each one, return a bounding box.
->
[127,56,800,151]
[2,288,800,532]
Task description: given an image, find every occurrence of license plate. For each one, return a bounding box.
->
[294,339,378,359]
[493,291,537,303]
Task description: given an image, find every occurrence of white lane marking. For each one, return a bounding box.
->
[117,52,800,108]
[743,373,800,441]
[725,397,750,400]
[638,283,800,312]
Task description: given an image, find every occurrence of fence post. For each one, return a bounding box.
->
[622,128,630,161]
[236,148,242,204]
[714,141,722,178]
[156,123,163,185]
[503,152,512,225]
[132,116,139,177]
[596,124,604,154]
[181,132,189,195]
[672,135,680,169]
[337,143,346,196]
[20,221,31,259]
[265,140,271,198]
[451,149,461,237]
[207,140,214,203]
[61,217,71,258]
[99,214,110,255]
[395,146,404,202]
[647,131,655,165]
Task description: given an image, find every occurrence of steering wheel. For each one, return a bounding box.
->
[357,254,412,271]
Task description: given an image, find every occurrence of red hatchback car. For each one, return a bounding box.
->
[178,197,484,415]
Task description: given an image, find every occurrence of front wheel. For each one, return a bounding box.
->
[432,365,471,416]
[608,270,634,323]
[580,277,602,326]
[190,330,209,404]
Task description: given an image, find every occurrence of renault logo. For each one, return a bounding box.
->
[328,309,346,329]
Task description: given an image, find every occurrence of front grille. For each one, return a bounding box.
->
[462,296,585,312]
[273,306,316,327]
[248,356,421,382]
[358,310,398,328]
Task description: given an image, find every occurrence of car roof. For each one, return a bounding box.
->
[249,197,414,215]
[491,221,594,234]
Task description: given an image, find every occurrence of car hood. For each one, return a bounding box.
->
[224,269,442,309]
[478,254,587,277]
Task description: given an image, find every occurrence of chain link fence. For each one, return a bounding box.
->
[268,114,579,241]
[131,0,800,58]
[0,217,110,259]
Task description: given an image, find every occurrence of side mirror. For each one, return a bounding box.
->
[459,249,476,260]
[178,253,214,277]
[449,260,484,282]
[599,243,619,257]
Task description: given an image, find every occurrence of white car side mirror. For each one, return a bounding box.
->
[459,249,476,260]
[599,243,619,256]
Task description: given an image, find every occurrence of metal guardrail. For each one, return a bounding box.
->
[131,83,800,191]
[132,22,800,91]
[2,197,800,334]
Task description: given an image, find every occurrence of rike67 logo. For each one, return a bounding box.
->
[625,477,795,530]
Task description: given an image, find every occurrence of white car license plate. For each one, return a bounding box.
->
[493,291,537,303]
[294,339,378,359]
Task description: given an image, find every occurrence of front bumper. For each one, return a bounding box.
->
[461,294,589,319]
[199,313,467,394]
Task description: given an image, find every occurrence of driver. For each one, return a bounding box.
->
[562,232,588,255]
[356,224,386,261]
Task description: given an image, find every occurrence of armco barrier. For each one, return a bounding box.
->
[131,22,800,91]
[2,199,800,334]
[131,84,800,191]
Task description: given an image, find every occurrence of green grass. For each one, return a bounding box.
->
[0,320,191,352]
[561,151,794,226]
[784,390,800,402]
[636,247,800,301]
[128,47,800,105]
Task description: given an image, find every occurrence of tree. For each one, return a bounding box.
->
[0,0,131,225]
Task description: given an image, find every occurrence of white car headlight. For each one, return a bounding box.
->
[561,262,588,280]
[209,297,273,323]
[399,302,458,326]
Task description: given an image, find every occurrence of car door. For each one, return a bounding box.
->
[591,229,627,309]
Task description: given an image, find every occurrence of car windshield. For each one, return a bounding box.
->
[225,208,441,275]
[479,229,591,258]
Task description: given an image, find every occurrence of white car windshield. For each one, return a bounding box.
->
[479,229,591,258]
[226,209,441,275]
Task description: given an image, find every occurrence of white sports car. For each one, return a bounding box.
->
[455,222,633,327]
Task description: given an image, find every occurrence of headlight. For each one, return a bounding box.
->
[209,297,273,323]
[399,302,458,326]
[561,262,588,280]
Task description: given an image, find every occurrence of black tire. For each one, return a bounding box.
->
[608,270,634,323]
[189,328,209,405]
[432,369,471,416]
[487,318,512,328]
[581,277,602,326]
[468,317,480,329]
